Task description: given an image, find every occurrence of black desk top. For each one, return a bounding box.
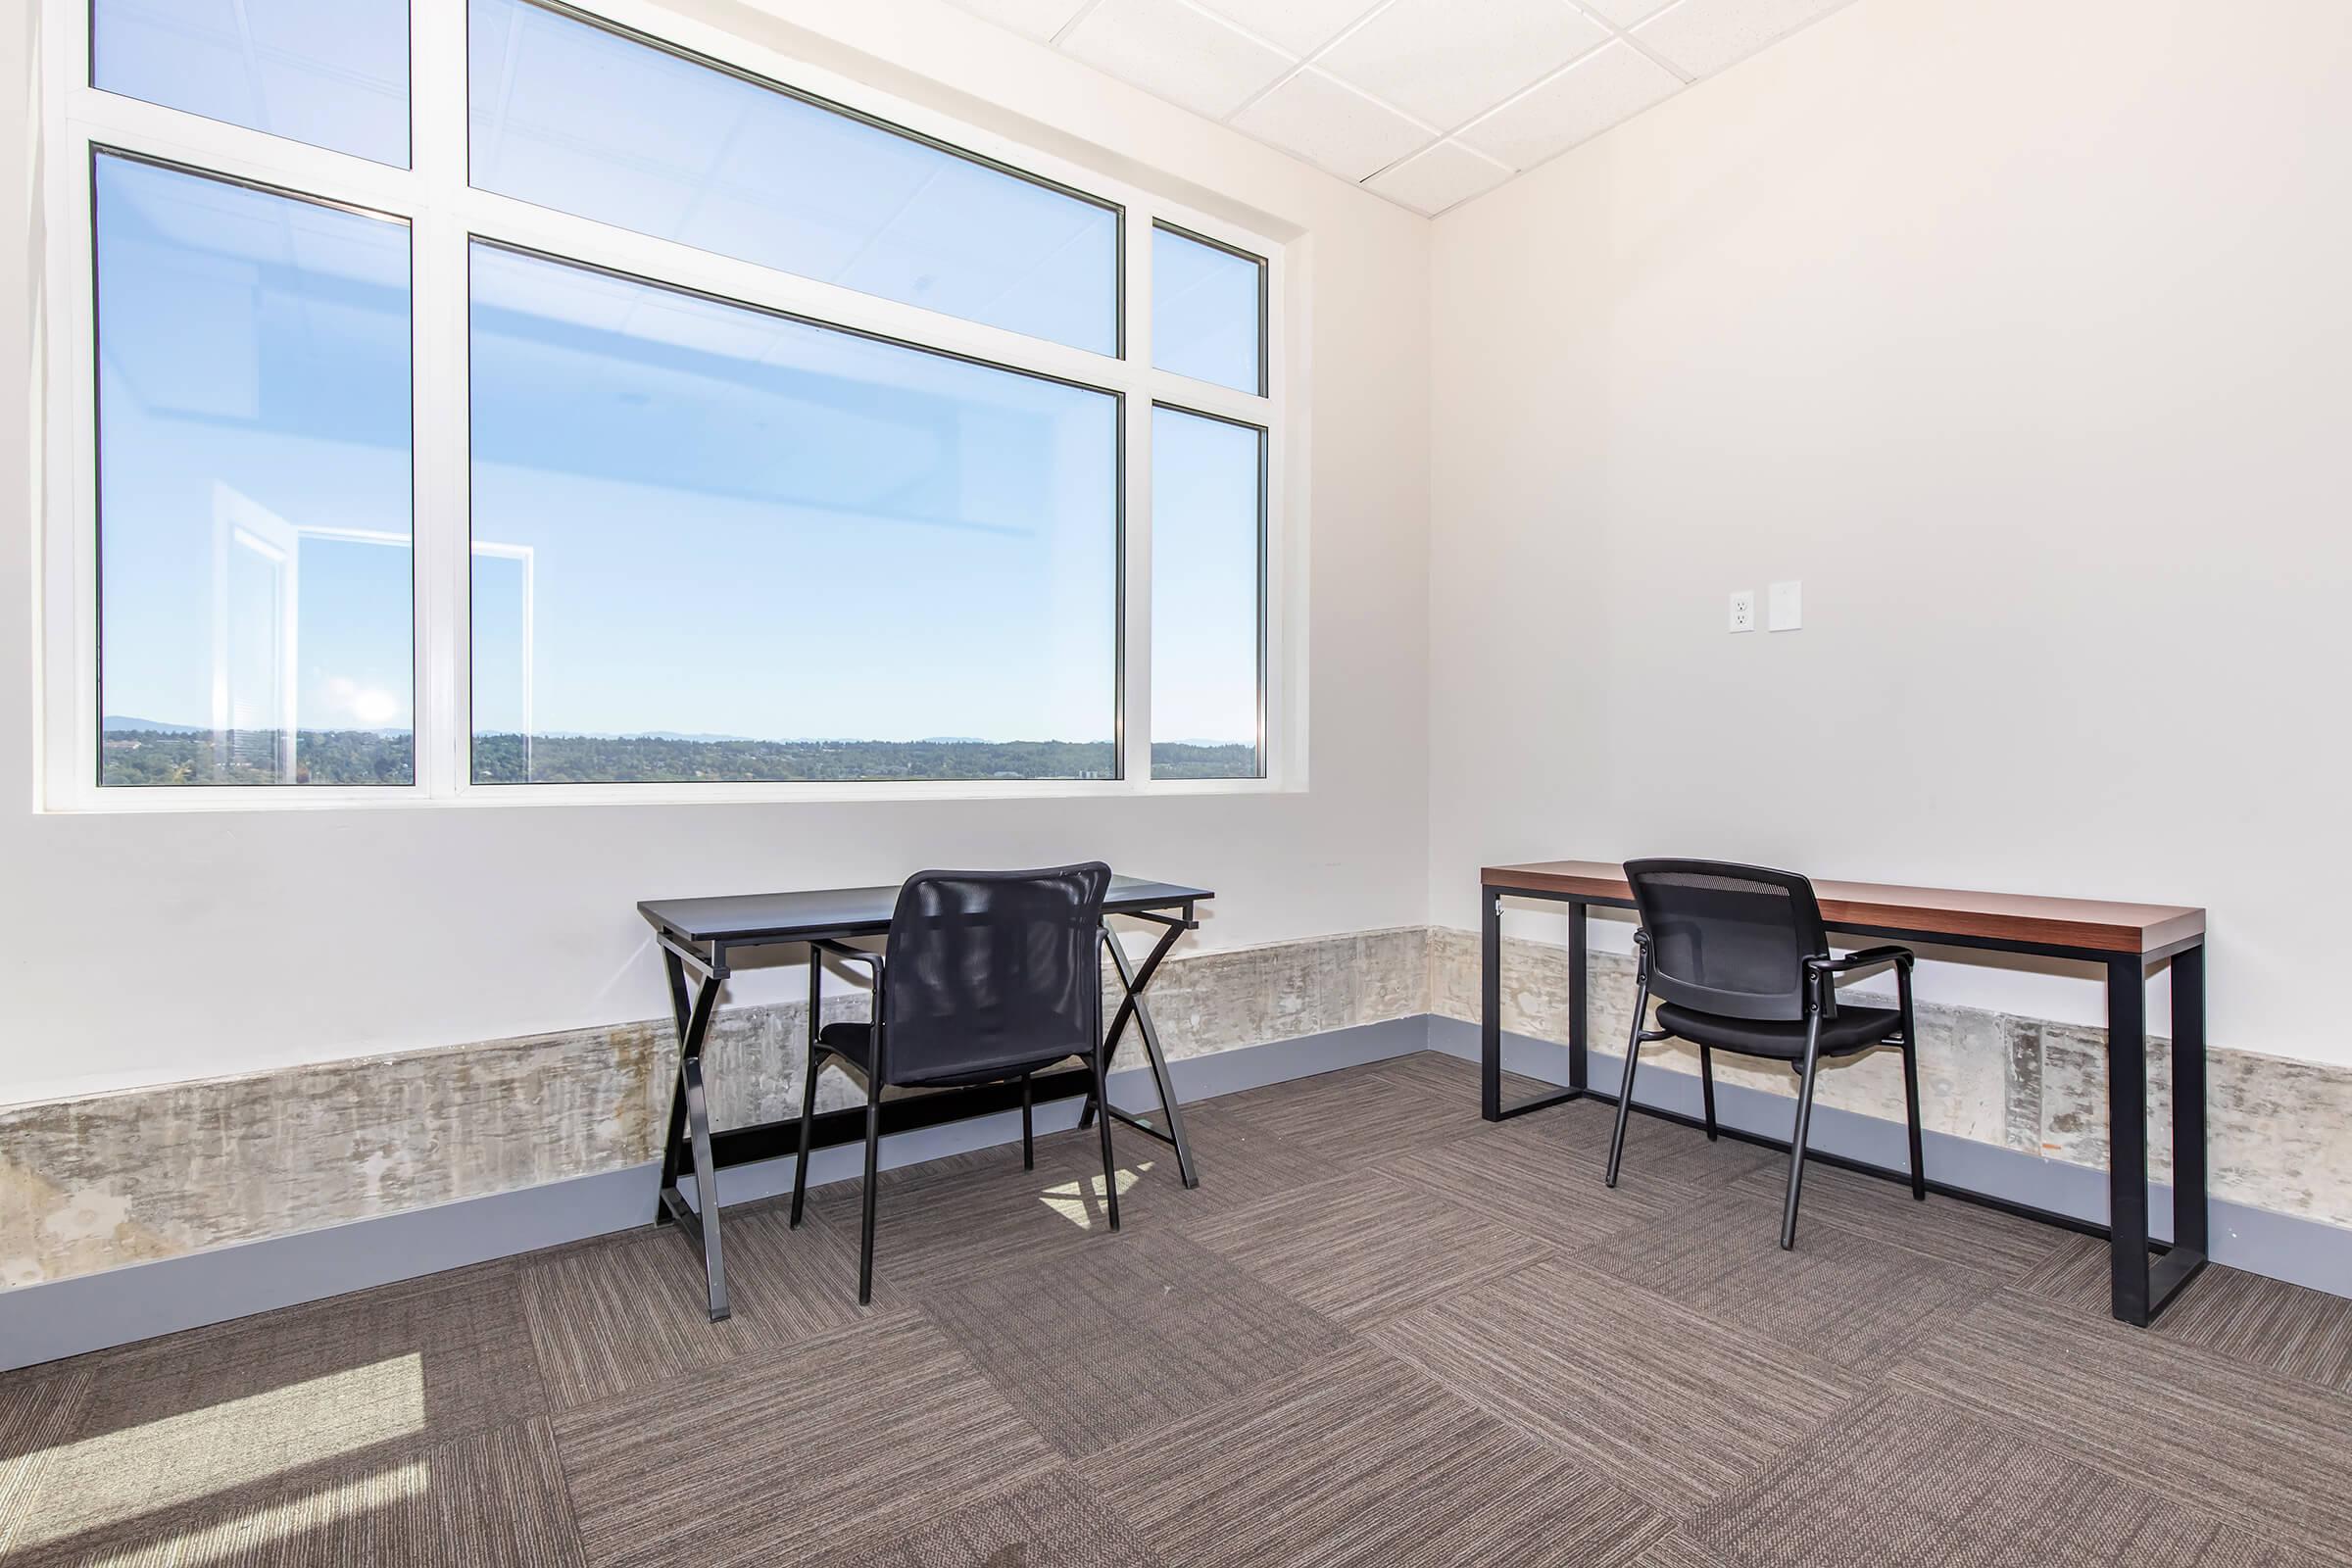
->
[640,875,1212,949]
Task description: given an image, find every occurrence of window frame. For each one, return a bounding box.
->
[36,0,1298,810]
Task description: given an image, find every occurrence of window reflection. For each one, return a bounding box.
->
[94,154,415,786]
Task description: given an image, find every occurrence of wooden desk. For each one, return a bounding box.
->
[639,875,1211,1321]
[1479,860,2207,1327]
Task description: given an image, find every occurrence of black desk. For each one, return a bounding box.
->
[638,875,1212,1320]
[1480,860,2208,1328]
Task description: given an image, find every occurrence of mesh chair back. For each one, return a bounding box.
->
[1624,858,1828,1022]
[880,862,1113,1088]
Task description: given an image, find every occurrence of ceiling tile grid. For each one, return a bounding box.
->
[944,0,1867,216]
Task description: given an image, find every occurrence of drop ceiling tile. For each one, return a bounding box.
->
[1362,140,1512,216]
[1457,39,1681,169]
[1320,0,1608,133]
[949,0,1094,40]
[1062,0,1297,121]
[1230,68,1432,181]
[1577,0,1679,25]
[1190,0,1379,57]
[1632,0,1855,79]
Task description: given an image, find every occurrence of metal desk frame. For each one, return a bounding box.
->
[1479,868,2207,1328]
[639,877,1210,1321]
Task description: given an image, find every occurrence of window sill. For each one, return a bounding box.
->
[39,774,1300,813]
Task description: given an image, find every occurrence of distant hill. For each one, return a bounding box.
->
[99,730,1258,787]
[102,715,206,734]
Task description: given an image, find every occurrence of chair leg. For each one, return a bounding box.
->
[1021,1073,1035,1171]
[790,1046,823,1229]
[1899,972,1926,1200]
[1092,1049,1120,1232]
[1699,1046,1719,1142]
[1604,968,1652,1189]
[857,1074,882,1305]
[1780,1012,1825,1250]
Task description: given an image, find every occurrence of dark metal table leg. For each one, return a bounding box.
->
[2106,956,2151,1326]
[1485,891,1585,1123]
[1566,899,1589,1093]
[1104,929,1199,1189]
[2171,945,2209,1258]
[1481,887,1502,1121]
[655,952,730,1322]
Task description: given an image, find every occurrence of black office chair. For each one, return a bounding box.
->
[1604,858,1926,1249]
[788,862,1119,1303]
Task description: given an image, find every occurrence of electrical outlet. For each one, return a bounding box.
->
[1728,590,1756,633]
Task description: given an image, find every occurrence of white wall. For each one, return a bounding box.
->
[1429,0,2352,1062]
[0,0,1434,1102]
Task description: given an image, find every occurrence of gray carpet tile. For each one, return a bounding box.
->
[1026,1101,1339,1233]
[1381,1123,1697,1250]
[1531,1102,1785,1190]
[2009,1229,2165,1313]
[1725,1159,2060,1277]
[1580,1191,1995,1376]
[2017,1234,2352,1392]
[1083,1343,1677,1567]
[1212,1059,1522,1164]
[813,1469,1165,1568]
[11,1262,548,1555]
[1368,1260,1863,1518]
[552,1312,1058,1568]
[803,1139,1136,1292]
[1630,1533,1729,1568]
[2141,1263,2352,1391]
[1362,1050,1561,1105]
[1690,1384,2314,1568]
[916,1227,1351,1458]
[0,1366,91,1561]
[521,1201,885,1408]
[1895,1291,2352,1563]
[1185,1169,1557,1326]
[7,1416,586,1568]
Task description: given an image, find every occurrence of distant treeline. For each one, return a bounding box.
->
[100,728,1257,786]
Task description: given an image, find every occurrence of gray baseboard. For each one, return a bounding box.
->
[1425,1015,2352,1300]
[0,1016,1427,1373]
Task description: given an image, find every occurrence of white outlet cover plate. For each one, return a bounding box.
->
[1768,580,1802,631]
[1728,590,1756,632]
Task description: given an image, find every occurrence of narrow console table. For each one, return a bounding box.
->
[639,875,1212,1321]
[1478,860,2207,1327]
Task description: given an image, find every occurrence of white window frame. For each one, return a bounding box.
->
[35,0,1303,811]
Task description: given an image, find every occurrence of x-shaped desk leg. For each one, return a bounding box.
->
[1080,916,1199,1190]
[655,948,730,1322]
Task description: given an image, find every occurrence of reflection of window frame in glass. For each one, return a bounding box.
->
[38,0,1295,809]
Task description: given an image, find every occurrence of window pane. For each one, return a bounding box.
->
[1151,407,1262,779]
[93,0,411,167]
[1152,226,1262,395]
[468,244,1118,783]
[467,0,1118,357]
[94,155,415,786]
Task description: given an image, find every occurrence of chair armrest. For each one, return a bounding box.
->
[1803,946,1913,980]
[810,938,885,982]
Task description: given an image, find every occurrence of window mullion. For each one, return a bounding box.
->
[413,0,470,799]
[1120,203,1154,786]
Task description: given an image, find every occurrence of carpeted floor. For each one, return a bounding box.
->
[4,1051,2347,1566]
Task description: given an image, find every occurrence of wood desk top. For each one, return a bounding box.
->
[1483,859,2203,956]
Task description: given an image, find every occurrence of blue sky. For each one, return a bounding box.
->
[94,154,1262,751]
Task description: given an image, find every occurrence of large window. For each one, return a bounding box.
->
[46,0,1284,805]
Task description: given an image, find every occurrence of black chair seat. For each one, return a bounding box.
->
[816,1021,1068,1090]
[1655,1003,1903,1060]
